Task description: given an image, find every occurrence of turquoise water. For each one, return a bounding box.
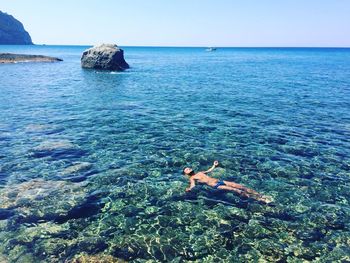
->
[0,45,350,262]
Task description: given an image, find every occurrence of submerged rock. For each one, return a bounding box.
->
[0,179,87,222]
[81,44,129,71]
[70,253,126,263]
[25,124,64,135]
[61,162,92,176]
[33,140,75,150]
[25,124,51,132]
[0,208,15,220]
[0,254,9,263]
[31,140,83,158]
[0,53,62,63]
[59,162,96,182]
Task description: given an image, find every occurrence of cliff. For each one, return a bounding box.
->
[0,11,33,45]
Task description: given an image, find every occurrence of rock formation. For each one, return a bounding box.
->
[31,140,83,158]
[81,44,129,71]
[0,11,33,44]
[0,179,87,222]
[0,53,63,63]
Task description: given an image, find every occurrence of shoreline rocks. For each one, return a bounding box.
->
[0,53,63,63]
[81,44,129,71]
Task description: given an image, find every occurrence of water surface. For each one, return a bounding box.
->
[0,46,350,262]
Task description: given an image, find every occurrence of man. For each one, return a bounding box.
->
[183,161,272,203]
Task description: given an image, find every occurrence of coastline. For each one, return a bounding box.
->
[0,53,63,63]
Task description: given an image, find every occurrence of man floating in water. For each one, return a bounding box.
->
[183,161,272,203]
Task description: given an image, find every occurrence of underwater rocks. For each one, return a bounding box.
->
[70,254,125,263]
[0,172,349,262]
[0,255,9,263]
[25,124,52,132]
[0,218,113,262]
[0,208,14,220]
[31,140,84,158]
[25,124,64,135]
[81,44,129,71]
[0,179,87,223]
[61,162,92,176]
[0,53,63,63]
[33,140,75,151]
[59,162,97,183]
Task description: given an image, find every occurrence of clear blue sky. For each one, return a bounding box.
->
[1,0,349,47]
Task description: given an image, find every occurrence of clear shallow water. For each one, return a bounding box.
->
[0,45,350,262]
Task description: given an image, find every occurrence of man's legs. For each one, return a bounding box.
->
[217,185,250,198]
[223,181,262,197]
[218,184,272,203]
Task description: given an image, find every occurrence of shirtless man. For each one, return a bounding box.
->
[183,161,272,203]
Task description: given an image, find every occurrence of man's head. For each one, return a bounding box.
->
[183,167,195,176]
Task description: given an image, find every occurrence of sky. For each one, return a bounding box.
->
[0,0,349,47]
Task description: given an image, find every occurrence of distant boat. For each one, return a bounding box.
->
[205,47,217,52]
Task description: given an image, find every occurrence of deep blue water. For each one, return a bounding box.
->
[0,45,350,262]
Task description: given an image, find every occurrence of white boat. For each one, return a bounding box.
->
[205,47,217,52]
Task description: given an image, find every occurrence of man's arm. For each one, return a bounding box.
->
[185,178,196,192]
[203,161,219,174]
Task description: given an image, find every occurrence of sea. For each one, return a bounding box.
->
[0,45,349,262]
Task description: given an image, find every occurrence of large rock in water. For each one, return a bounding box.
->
[0,11,33,44]
[81,44,129,71]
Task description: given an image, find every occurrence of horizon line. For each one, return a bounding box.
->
[7,44,350,49]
